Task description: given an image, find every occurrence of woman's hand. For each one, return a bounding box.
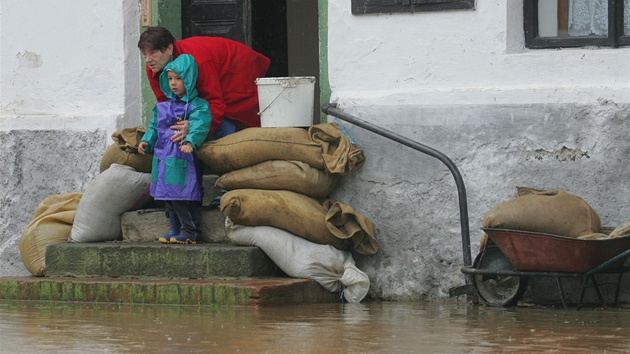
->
[170,120,189,143]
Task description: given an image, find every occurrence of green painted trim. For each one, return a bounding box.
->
[139,0,182,126]
[318,0,330,123]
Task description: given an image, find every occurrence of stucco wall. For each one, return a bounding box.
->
[326,0,630,301]
[0,0,142,276]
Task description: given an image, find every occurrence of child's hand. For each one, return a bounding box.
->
[138,142,148,155]
[180,142,192,154]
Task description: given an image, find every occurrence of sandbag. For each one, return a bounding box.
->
[196,127,324,174]
[214,160,340,198]
[610,222,630,238]
[220,189,349,250]
[195,122,365,175]
[308,123,365,175]
[19,193,82,276]
[483,187,601,238]
[100,127,153,173]
[69,164,152,242]
[220,189,379,255]
[226,218,370,302]
[577,233,609,240]
[323,200,379,255]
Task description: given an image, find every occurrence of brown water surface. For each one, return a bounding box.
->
[1,301,629,353]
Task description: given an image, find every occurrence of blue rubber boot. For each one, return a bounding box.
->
[158,210,181,244]
[168,201,199,244]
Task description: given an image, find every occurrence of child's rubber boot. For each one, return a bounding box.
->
[159,212,181,244]
[169,232,197,244]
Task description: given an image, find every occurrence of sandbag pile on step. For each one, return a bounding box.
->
[20,156,153,274]
[203,122,378,256]
[480,187,603,249]
[225,218,370,303]
[19,193,82,276]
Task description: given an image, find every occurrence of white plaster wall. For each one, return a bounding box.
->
[0,0,142,277]
[0,0,141,130]
[328,0,629,110]
[326,0,630,301]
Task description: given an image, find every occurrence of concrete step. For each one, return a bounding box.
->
[122,174,228,243]
[0,276,339,306]
[46,243,283,279]
[122,207,228,243]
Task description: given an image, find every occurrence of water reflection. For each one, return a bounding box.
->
[1,301,629,353]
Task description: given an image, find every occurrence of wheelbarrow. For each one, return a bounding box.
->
[461,228,630,309]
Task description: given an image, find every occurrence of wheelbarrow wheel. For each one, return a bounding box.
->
[472,245,528,307]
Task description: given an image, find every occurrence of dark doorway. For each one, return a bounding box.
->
[180,0,319,122]
[181,0,288,77]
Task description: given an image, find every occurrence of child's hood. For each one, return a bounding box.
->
[159,54,199,102]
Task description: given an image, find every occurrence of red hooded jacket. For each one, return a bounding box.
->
[146,36,270,132]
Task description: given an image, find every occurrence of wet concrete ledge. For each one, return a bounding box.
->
[0,276,340,307]
[45,242,283,279]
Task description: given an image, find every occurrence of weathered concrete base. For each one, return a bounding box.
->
[0,276,339,307]
[45,243,284,279]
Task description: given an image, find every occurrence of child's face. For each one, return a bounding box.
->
[167,71,186,98]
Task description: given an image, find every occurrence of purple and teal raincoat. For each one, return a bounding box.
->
[140,54,211,201]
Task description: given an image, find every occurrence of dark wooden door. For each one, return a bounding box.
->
[181,0,287,77]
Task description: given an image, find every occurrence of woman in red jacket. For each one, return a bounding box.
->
[138,26,270,141]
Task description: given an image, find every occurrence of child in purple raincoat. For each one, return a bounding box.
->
[138,54,211,244]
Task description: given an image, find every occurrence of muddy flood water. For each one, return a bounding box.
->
[1,300,630,353]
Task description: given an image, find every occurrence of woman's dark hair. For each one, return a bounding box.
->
[138,26,176,52]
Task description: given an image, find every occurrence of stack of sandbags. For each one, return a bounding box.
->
[196,122,379,256]
[19,193,82,276]
[480,187,602,249]
[100,127,153,173]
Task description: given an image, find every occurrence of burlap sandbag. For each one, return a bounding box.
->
[100,127,153,173]
[196,127,324,174]
[483,187,601,238]
[308,123,365,175]
[196,122,365,175]
[323,200,379,255]
[610,222,630,238]
[215,160,340,198]
[220,189,350,250]
[19,193,82,276]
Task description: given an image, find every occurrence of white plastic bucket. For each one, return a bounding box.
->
[255,76,315,127]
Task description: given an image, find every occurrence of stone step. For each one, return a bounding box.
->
[0,276,339,306]
[122,174,228,243]
[122,207,228,243]
[46,243,283,279]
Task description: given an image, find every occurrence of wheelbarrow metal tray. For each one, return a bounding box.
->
[482,228,630,273]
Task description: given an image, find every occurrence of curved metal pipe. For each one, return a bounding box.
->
[321,103,473,286]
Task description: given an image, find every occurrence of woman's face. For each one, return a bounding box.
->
[141,44,173,73]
